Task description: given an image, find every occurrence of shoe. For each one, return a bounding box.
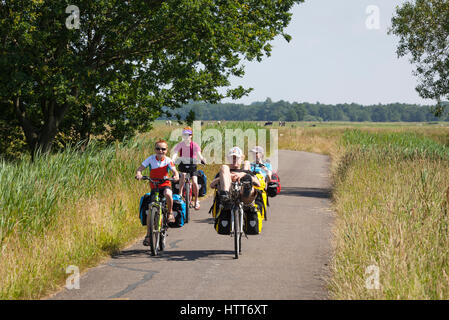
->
[143,235,150,246]
[194,201,200,210]
[241,174,253,198]
[168,213,176,223]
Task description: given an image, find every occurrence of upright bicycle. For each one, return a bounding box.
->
[178,160,205,223]
[141,176,175,256]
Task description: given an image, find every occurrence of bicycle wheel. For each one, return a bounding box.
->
[185,181,190,223]
[149,205,161,256]
[239,207,243,254]
[159,211,167,252]
[233,208,240,259]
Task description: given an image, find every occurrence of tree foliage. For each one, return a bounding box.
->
[390,0,449,115]
[0,0,301,155]
[166,99,443,122]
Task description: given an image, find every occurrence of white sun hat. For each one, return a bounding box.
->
[227,146,243,158]
[250,146,264,154]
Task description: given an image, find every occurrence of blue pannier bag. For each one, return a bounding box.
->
[139,192,152,226]
[197,170,207,197]
[169,194,186,228]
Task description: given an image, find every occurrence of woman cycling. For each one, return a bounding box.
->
[171,127,206,210]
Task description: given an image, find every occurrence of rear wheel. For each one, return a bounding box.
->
[149,205,161,256]
[185,182,190,223]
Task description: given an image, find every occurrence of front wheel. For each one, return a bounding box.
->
[233,208,241,259]
[159,212,167,252]
[149,205,161,256]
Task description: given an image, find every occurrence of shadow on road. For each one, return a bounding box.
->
[158,250,234,261]
[193,217,215,224]
[111,248,234,261]
[280,187,331,199]
[111,249,149,259]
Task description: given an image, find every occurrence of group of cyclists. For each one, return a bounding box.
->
[135,126,273,247]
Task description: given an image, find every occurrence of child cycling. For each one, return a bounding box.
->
[135,140,180,246]
[171,127,206,210]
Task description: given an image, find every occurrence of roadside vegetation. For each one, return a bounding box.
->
[3,121,449,299]
[279,123,449,299]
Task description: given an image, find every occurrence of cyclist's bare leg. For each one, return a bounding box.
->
[179,172,186,195]
[219,165,231,192]
[164,188,175,222]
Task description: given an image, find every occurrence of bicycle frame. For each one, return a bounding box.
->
[229,181,245,259]
[141,176,172,256]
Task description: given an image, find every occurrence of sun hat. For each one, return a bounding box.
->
[250,146,264,154]
[182,126,193,135]
[227,146,243,158]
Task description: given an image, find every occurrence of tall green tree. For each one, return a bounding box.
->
[0,0,302,155]
[390,0,449,115]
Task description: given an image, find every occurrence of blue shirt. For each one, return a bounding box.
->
[250,162,272,178]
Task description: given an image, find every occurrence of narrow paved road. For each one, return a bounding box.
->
[48,150,334,300]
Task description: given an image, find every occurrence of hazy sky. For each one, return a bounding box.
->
[223,0,433,106]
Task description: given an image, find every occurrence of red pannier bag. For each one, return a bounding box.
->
[267,172,281,197]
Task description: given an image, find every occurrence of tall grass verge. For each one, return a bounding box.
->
[329,129,449,299]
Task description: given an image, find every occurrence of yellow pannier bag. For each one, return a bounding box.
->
[244,200,263,235]
[253,173,268,220]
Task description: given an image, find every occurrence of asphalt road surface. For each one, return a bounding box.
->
[48,150,334,300]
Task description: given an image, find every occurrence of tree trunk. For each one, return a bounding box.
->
[13,96,70,160]
[80,103,92,152]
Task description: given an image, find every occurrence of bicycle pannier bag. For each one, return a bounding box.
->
[209,190,231,235]
[244,201,263,235]
[139,192,152,226]
[169,194,186,228]
[197,169,207,197]
[267,172,281,197]
[214,208,232,235]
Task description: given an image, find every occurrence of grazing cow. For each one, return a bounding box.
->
[217,121,221,125]
[166,120,172,126]
[264,121,273,126]
[279,121,286,127]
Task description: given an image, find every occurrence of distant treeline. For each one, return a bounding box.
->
[162,99,449,122]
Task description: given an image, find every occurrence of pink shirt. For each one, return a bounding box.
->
[173,141,201,160]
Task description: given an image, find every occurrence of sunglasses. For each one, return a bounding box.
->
[155,147,167,151]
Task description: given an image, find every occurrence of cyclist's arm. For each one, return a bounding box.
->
[135,165,146,180]
[172,168,180,181]
[168,162,180,181]
[210,178,220,189]
[197,151,206,164]
[251,175,261,187]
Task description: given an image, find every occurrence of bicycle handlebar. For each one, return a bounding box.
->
[141,176,177,184]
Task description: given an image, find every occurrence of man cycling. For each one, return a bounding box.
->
[249,146,272,182]
[209,146,261,205]
[171,127,206,210]
[135,139,180,246]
